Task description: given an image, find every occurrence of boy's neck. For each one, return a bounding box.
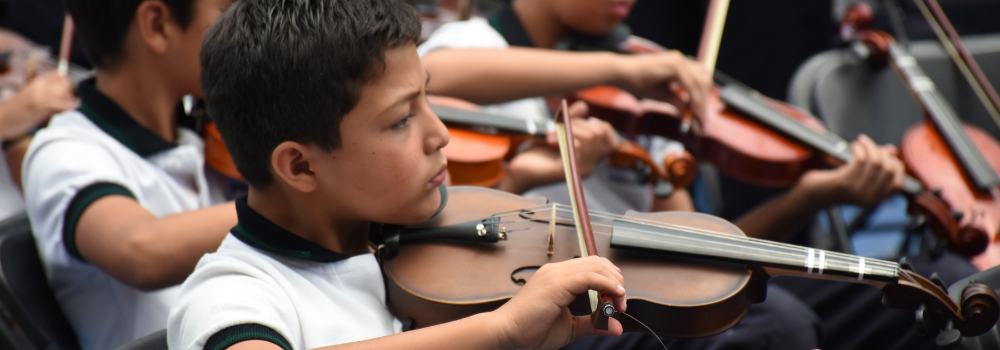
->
[94,61,183,143]
[512,0,566,49]
[247,187,372,257]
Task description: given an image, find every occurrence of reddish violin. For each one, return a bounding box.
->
[564,9,972,256]
[842,3,1000,267]
[430,95,698,190]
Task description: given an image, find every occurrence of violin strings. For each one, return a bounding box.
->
[498,205,901,271]
[618,312,668,350]
[490,205,901,276]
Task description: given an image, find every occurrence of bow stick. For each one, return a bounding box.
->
[554,99,615,330]
[57,15,74,77]
[912,0,1000,132]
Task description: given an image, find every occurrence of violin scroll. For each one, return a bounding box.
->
[883,269,1000,337]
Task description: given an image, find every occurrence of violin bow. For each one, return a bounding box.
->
[912,0,1000,131]
[696,0,730,76]
[57,15,74,77]
[554,99,615,330]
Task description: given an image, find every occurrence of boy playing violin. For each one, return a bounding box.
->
[168,1,627,349]
[21,0,236,348]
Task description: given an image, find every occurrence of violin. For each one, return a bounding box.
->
[566,17,973,256]
[842,3,1000,268]
[377,185,1000,338]
[430,95,698,190]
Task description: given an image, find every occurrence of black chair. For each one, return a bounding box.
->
[0,213,80,350]
[113,330,167,350]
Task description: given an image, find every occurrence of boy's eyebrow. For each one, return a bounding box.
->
[382,72,431,115]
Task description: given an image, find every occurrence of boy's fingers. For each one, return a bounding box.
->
[572,314,624,339]
[567,100,590,120]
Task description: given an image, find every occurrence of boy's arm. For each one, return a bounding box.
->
[75,197,235,290]
[422,48,709,119]
[735,135,905,241]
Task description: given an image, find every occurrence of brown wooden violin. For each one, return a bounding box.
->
[378,185,1000,338]
[842,3,1000,267]
[430,95,698,190]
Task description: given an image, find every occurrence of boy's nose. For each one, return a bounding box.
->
[423,105,450,153]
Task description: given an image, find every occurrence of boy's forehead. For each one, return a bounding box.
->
[357,45,425,108]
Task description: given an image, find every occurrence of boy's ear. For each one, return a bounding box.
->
[134,0,174,54]
[271,142,319,193]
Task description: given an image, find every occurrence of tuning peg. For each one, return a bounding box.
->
[915,304,929,335]
[936,320,962,349]
[930,273,948,290]
[899,257,914,271]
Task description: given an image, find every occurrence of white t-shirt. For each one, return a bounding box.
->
[22,79,227,350]
[169,198,402,350]
[419,18,675,213]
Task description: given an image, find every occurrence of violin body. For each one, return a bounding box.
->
[383,186,758,337]
[902,122,1000,264]
[381,187,1000,338]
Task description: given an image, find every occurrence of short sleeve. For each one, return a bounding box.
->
[23,136,135,263]
[168,252,298,350]
[417,18,509,57]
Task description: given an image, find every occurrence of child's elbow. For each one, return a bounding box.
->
[119,232,185,291]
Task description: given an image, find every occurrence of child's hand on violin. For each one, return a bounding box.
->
[0,72,78,140]
[798,134,906,207]
[499,101,619,193]
[490,256,627,350]
[544,101,620,176]
[614,50,712,122]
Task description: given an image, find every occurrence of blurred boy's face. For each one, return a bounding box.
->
[314,43,450,225]
[171,0,233,97]
[551,0,635,36]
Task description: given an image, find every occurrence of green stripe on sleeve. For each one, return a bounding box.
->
[62,182,136,262]
[204,324,292,350]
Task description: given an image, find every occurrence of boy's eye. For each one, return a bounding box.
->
[392,113,414,130]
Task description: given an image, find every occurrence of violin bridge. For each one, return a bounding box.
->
[547,206,556,256]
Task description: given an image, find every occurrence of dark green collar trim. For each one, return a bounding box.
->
[75,78,185,157]
[231,195,350,263]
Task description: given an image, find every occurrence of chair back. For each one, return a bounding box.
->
[787,34,1000,145]
[0,213,80,350]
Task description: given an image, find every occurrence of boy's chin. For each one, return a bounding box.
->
[383,191,442,226]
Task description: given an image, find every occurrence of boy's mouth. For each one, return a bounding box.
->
[428,164,448,187]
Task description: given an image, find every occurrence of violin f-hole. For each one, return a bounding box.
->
[511,266,541,286]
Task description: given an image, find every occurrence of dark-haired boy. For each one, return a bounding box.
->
[22,0,235,349]
[168,1,628,349]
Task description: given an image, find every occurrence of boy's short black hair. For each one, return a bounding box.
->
[63,0,196,67]
[202,0,421,187]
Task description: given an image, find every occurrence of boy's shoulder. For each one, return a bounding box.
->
[418,17,508,56]
[170,232,401,350]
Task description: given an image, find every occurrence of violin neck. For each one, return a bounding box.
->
[719,77,927,196]
[609,219,900,284]
[719,84,852,163]
[431,104,552,136]
[887,42,1000,191]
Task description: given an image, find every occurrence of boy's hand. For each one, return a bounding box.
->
[499,101,619,194]
[797,134,906,207]
[491,256,627,350]
[614,50,712,121]
[0,72,78,140]
[545,101,620,176]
